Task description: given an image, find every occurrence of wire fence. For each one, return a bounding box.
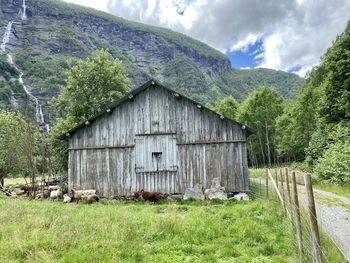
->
[248,168,348,263]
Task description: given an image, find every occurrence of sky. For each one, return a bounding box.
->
[63,0,350,77]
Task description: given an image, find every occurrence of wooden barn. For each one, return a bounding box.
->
[62,80,251,197]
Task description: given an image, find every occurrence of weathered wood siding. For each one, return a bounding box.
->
[68,84,248,196]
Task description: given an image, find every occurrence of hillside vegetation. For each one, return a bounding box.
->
[215,68,305,102]
[0,0,304,118]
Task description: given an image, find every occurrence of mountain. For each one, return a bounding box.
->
[0,0,304,126]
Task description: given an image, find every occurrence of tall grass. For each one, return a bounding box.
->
[0,196,297,262]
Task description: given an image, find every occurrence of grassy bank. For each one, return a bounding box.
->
[313,183,350,199]
[0,195,297,263]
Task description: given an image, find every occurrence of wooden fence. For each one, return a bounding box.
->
[248,168,346,263]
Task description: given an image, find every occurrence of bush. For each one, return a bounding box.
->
[314,141,350,185]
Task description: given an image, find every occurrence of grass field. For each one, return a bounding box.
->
[4,177,30,188]
[0,194,297,263]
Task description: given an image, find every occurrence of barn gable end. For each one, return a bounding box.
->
[66,80,250,196]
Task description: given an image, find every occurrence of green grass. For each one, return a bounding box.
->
[313,183,350,199]
[4,177,45,189]
[249,169,268,179]
[0,196,297,263]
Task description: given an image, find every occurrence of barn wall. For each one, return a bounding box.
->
[68,84,248,196]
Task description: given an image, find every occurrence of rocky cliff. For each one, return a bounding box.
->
[0,0,304,126]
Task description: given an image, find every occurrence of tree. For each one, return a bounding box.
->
[275,67,322,161]
[54,49,130,123]
[0,110,40,186]
[318,22,350,124]
[50,49,130,171]
[237,86,284,167]
[213,96,239,120]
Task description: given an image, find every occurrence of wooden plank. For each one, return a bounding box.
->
[177,140,246,145]
[69,145,135,150]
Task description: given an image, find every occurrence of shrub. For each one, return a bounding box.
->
[315,141,350,185]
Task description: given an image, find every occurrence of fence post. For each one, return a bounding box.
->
[285,168,293,219]
[275,169,279,189]
[292,171,303,262]
[265,168,269,199]
[304,173,323,263]
[279,169,286,213]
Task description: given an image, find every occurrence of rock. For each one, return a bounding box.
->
[204,188,228,200]
[204,177,227,200]
[183,184,204,200]
[233,193,250,201]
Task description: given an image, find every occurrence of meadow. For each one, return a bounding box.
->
[0,194,297,263]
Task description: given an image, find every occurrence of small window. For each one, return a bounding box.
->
[135,134,177,173]
[152,152,162,171]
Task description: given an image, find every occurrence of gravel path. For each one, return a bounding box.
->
[298,186,350,262]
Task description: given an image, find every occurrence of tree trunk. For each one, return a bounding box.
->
[258,134,266,166]
[265,122,272,168]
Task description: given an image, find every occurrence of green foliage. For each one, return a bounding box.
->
[275,67,322,161]
[315,140,350,185]
[54,22,86,50]
[0,54,18,76]
[215,68,304,102]
[89,35,150,85]
[163,55,212,102]
[0,54,23,108]
[0,199,297,262]
[14,48,70,92]
[213,96,239,120]
[50,49,130,171]
[318,23,350,123]
[274,21,350,186]
[237,86,284,166]
[54,49,129,122]
[0,110,40,179]
[304,22,350,173]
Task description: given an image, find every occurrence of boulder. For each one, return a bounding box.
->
[211,177,224,191]
[204,177,227,200]
[204,188,227,200]
[233,193,250,201]
[183,184,204,200]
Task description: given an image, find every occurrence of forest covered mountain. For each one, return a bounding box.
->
[0,0,304,124]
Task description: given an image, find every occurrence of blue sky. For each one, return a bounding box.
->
[226,39,264,69]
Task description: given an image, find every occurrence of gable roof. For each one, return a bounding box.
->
[58,79,253,139]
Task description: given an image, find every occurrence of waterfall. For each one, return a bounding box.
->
[1,2,50,133]
[22,0,27,20]
[19,73,45,124]
[1,21,13,52]
[7,54,13,64]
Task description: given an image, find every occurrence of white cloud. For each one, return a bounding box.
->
[64,0,350,77]
[258,0,350,76]
[230,34,259,52]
